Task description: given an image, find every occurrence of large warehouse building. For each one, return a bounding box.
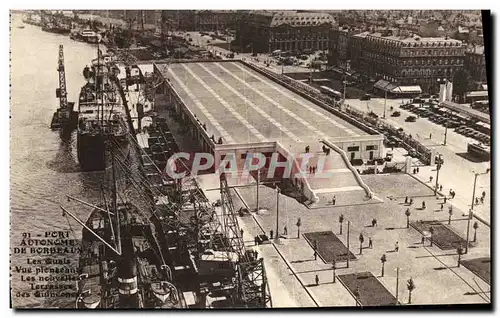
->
[154,60,382,203]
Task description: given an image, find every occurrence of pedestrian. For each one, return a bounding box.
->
[312,166,316,174]
[314,250,318,260]
[315,274,319,286]
[254,250,259,259]
[309,166,312,174]
[332,195,336,205]
[429,132,432,139]
[452,191,456,199]
[254,236,259,246]
[482,191,486,199]
[368,237,373,248]
[449,189,453,197]
[322,145,326,153]
[395,241,399,252]
[421,236,425,245]
[475,197,479,205]
[240,228,244,238]
[480,196,484,204]
[429,176,433,183]
[422,201,426,209]
[283,225,288,236]
[444,196,447,203]
[270,230,274,240]
[440,203,444,211]
[413,168,416,174]
[305,145,310,153]
[417,167,420,173]
[405,196,409,204]
[372,218,377,227]
[410,198,414,205]
[439,185,443,192]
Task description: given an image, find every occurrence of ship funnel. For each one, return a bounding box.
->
[117,237,140,308]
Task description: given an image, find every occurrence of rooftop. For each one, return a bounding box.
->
[157,61,367,146]
[353,32,464,47]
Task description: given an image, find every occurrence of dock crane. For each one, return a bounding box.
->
[50,44,78,133]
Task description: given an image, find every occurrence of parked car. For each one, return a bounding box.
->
[361,94,372,101]
[455,125,467,133]
[435,117,446,125]
[429,115,439,122]
[408,148,417,157]
[368,111,378,118]
[391,111,401,117]
[463,128,475,136]
[405,116,417,122]
[446,121,461,128]
[421,110,433,118]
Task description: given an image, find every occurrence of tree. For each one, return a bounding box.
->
[457,245,464,267]
[448,207,453,225]
[407,277,416,304]
[353,286,360,307]
[405,208,411,228]
[452,69,472,103]
[332,258,337,283]
[296,217,302,239]
[429,227,435,247]
[380,254,387,277]
[359,233,364,255]
[473,221,479,242]
[339,214,344,234]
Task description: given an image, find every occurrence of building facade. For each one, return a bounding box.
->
[465,45,487,85]
[328,27,355,70]
[238,11,335,53]
[348,30,466,94]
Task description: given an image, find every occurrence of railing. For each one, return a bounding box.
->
[322,139,373,199]
[274,141,319,204]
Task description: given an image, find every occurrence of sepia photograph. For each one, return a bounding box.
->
[9,7,491,309]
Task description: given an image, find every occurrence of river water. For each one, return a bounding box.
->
[10,14,108,308]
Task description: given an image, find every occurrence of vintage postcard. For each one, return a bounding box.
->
[9,9,491,309]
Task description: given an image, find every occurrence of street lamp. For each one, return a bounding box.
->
[275,186,280,244]
[466,168,490,254]
[434,155,443,195]
[383,90,387,119]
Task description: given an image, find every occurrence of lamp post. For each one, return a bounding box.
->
[346,220,350,268]
[466,169,490,253]
[383,90,387,119]
[275,187,280,243]
[434,156,442,195]
[395,266,400,305]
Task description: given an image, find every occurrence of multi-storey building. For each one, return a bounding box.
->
[465,45,487,86]
[348,30,466,94]
[237,11,335,53]
[328,27,357,70]
[194,10,238,32]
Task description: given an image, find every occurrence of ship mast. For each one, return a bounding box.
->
[111,149,122,255]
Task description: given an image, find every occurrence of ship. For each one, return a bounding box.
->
[61,147,185,308]
[41,21,71,34]
[70,29,102,44]
[77,49,131,172]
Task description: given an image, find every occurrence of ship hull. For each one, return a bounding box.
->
[77,134,130,172]
[42,27,71,35]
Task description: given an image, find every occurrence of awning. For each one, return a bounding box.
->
[466,91,489,98]
[392,85,422,94]
[374,79,390,90]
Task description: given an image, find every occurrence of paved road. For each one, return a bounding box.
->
[346,98,491,225]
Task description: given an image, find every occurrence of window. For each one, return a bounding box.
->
[347,146,360,152]
[366,145,378,151]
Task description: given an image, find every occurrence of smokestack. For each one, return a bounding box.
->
[117,237,140,308]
